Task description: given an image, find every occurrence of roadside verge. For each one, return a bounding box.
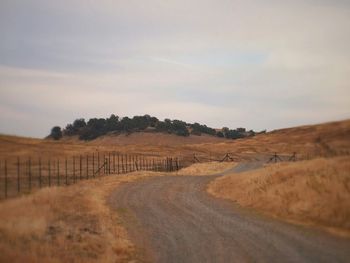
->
[207,156,350,237]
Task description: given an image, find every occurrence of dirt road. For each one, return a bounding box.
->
[109,164,350,262]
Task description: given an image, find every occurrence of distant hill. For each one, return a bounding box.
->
[48,114,259,141]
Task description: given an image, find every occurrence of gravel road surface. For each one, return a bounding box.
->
[109,164,350,263]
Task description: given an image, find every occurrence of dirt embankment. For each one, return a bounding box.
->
[208,156,350,236]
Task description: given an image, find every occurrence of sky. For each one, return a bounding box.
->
[0,0,349,138]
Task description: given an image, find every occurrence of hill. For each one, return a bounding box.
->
[0,119,349,162]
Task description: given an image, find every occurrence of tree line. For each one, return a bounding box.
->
[49,114,260,141]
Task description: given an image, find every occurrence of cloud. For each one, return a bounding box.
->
[0,0,349,137]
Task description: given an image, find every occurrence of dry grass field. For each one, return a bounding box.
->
[208,156,350,237]
[176,162,236,176]
[1,119,349,162]
[0,171,164,263]
[0,162,233,262]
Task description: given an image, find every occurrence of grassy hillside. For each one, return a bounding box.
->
[1,119,349,161]
[208,156,350,237]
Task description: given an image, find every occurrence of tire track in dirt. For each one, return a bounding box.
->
[109,164,350,263]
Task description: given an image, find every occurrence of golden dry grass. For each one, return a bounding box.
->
[0,171,164,262]
[208,156,350,237]
[176,162,236,176]
[1,119,349,161]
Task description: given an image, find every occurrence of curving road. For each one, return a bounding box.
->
[109,164,350,263]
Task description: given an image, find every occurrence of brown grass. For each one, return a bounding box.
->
[208,156,350,237]
[1,119,349,161]
[176,162,236,176]
[0,171,164,262]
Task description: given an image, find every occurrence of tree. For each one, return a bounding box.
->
[50,126,62,140]
[73,118,86,130]
[106,114,119,131]
[216,131,224,138]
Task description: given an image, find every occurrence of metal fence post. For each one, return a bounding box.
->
[73,156,76,183]
[86,155,89,179]
[57,159,60,186]
[80,155,82,180]
[48,160,51,187]
[92,153,95,178]
[65,158,68,185]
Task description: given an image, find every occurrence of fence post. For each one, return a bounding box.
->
[113,152,115,174]
[98,152,100,176]
[135,155,139,171]
[57,159,60,186]
[73,156,76,183]
[92,153,95,178]
[117,154,120,174]
[39,158,42,188]
[121,155,124,173]
[17,157,20,193]
[125,154,127,173]
[48,160,51,187]
[80,155,82,180]
[128,154,131,173]
[86,155,89,179]
[103,154,105,174]
[108,152,111,174]
[65,158,68,185]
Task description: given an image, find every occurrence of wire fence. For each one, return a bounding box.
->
[0,152,182,200]
[2,150,339,200]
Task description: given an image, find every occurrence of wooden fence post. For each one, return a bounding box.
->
[117,154,120,174]
[113,152,115,174]
[130,155,133,172]
[135,155,139,171]
[121,155,124,173]
[108,152,111,174]
[103,154,105,174]
[125,155,127,173]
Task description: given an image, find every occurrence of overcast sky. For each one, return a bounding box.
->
[0,0,349,138]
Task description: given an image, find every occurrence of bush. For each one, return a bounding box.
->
[50,126,62,140]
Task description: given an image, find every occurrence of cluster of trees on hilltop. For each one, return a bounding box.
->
[48,114,258,141]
